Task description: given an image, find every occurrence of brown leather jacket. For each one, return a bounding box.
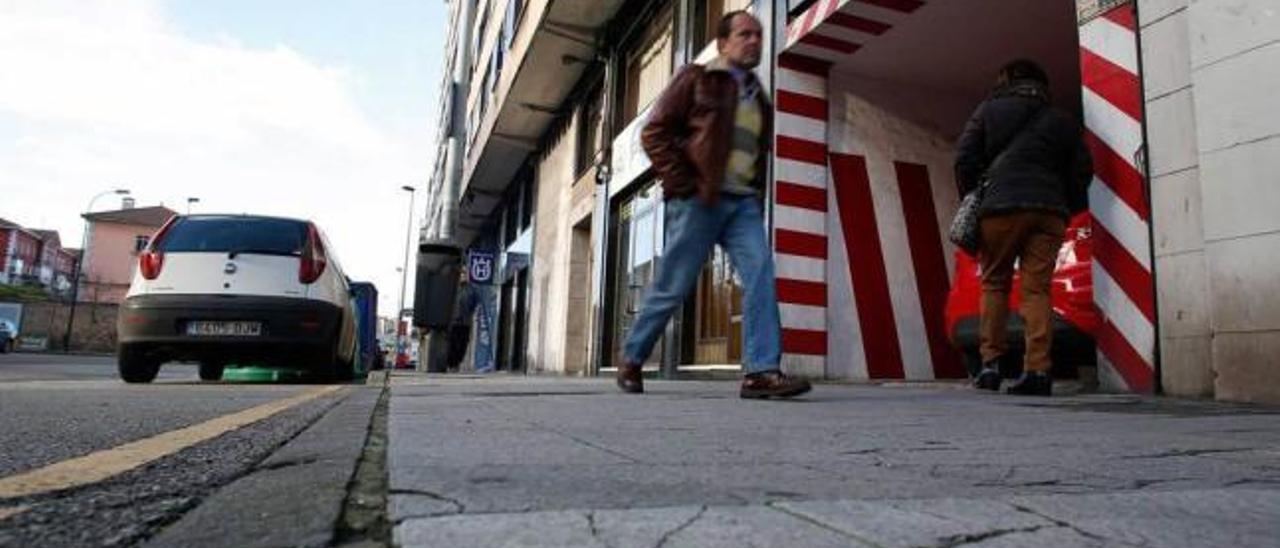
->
[640,57,773,203]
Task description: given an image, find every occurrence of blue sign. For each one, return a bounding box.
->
[468,251,495,285]
[472,285,496,373]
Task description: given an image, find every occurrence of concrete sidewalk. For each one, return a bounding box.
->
[385,373,1280,547]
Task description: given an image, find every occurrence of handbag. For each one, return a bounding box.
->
[949,107,1048,255]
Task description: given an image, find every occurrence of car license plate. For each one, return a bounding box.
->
[185,321,262,337]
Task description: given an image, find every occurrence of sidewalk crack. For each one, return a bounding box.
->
[654,505,707,548]
[585,511,615,548]
[1011,504,1144,547]
[932,524,1050,547]
[1120,447,1256,460]
[388,488,466,515]
[254,456,319,472]
[767,503,886,548]
[478,400,642,463]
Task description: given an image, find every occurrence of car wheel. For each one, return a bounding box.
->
[198,361,225,381]
[118,345,161,384]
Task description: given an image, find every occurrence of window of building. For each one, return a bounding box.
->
[469,64,492,147]
[696,0,755,50]
[575,80,605,177]
[619,3,675,127]
[134,235,150,253]
[501,172,535,247]
[471,3,490,75]
[504,0,524,50]
[519,174,535,231]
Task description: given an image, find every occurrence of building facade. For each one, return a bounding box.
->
[78,205,176,304]
[423,0,1280,403]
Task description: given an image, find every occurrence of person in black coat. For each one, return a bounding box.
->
[954,59,1092,396]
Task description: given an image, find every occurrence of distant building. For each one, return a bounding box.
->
[0,217,44,287]
[79,205,177,303]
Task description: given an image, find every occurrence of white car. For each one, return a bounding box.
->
[117,214,357,383]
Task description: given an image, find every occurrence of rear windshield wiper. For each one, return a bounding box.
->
[227,248,299,259]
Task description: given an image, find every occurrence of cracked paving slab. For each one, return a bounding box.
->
[393,488,1280,548]
[395,504,858,548]
[386,375,1280,546]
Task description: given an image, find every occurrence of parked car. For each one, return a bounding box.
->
[0,320,16,353]
[944,214,1100,379]
[117,214,358,383]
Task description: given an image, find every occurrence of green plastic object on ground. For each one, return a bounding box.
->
[220,366,309,383]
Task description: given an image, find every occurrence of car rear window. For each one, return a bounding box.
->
[158,216,307,255]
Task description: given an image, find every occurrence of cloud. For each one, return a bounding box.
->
[0,0,434,315]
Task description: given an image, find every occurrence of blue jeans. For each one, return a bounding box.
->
[623,195,782,374]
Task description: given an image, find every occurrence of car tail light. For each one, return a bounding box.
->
[139,215,178,280]
[299,223,327,284]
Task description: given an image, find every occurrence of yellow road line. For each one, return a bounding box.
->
[0,505,28,520]
[0,386,343,500]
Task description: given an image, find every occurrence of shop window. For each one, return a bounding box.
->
[696,0,755,50]
[619,3,675,128]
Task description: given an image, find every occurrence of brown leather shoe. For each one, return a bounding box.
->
[616,363,643,394]
[740,370,811,399]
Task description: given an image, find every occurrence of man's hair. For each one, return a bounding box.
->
[716,10,755,40]
[997,59,1049,87]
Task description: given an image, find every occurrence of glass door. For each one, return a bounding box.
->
[609,182,665,369]
[689,248,743,365]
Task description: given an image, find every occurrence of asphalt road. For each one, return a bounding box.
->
[0,352,383,547]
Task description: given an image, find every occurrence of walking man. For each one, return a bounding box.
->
[954,59,1092,396]
[616,11,811,400]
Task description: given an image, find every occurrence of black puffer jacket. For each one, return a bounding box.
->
[954,81,1093,219]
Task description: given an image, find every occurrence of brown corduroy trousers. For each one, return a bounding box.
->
[978,211,1066,373]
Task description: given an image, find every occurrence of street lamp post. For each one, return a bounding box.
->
[397,185,416,367]
[64,188,130,352]
[186,197,200,214]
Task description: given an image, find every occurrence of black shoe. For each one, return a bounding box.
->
[1006,372,1052,396]
[973,364,1002,391]
[615,363,643,394]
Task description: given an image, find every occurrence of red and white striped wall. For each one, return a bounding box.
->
[775,0,947,379]
[775,0,1155,388]
[784,0,926,65]
[1078,3,1154,393]
[773,51,833,377]
[823,78,966,382]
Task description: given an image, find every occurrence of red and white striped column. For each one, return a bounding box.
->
[773,52,832,378]
[1078,3,1155,392]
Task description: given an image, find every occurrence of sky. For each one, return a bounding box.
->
[0,0,447,316]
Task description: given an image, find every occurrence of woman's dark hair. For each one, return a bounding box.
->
[717,10,755,39]
[997,59,1049,87]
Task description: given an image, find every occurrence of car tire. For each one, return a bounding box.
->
[329,344,355,381]
[198,361,225,381]
[118,345,161,384]
[0,338,10,354]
